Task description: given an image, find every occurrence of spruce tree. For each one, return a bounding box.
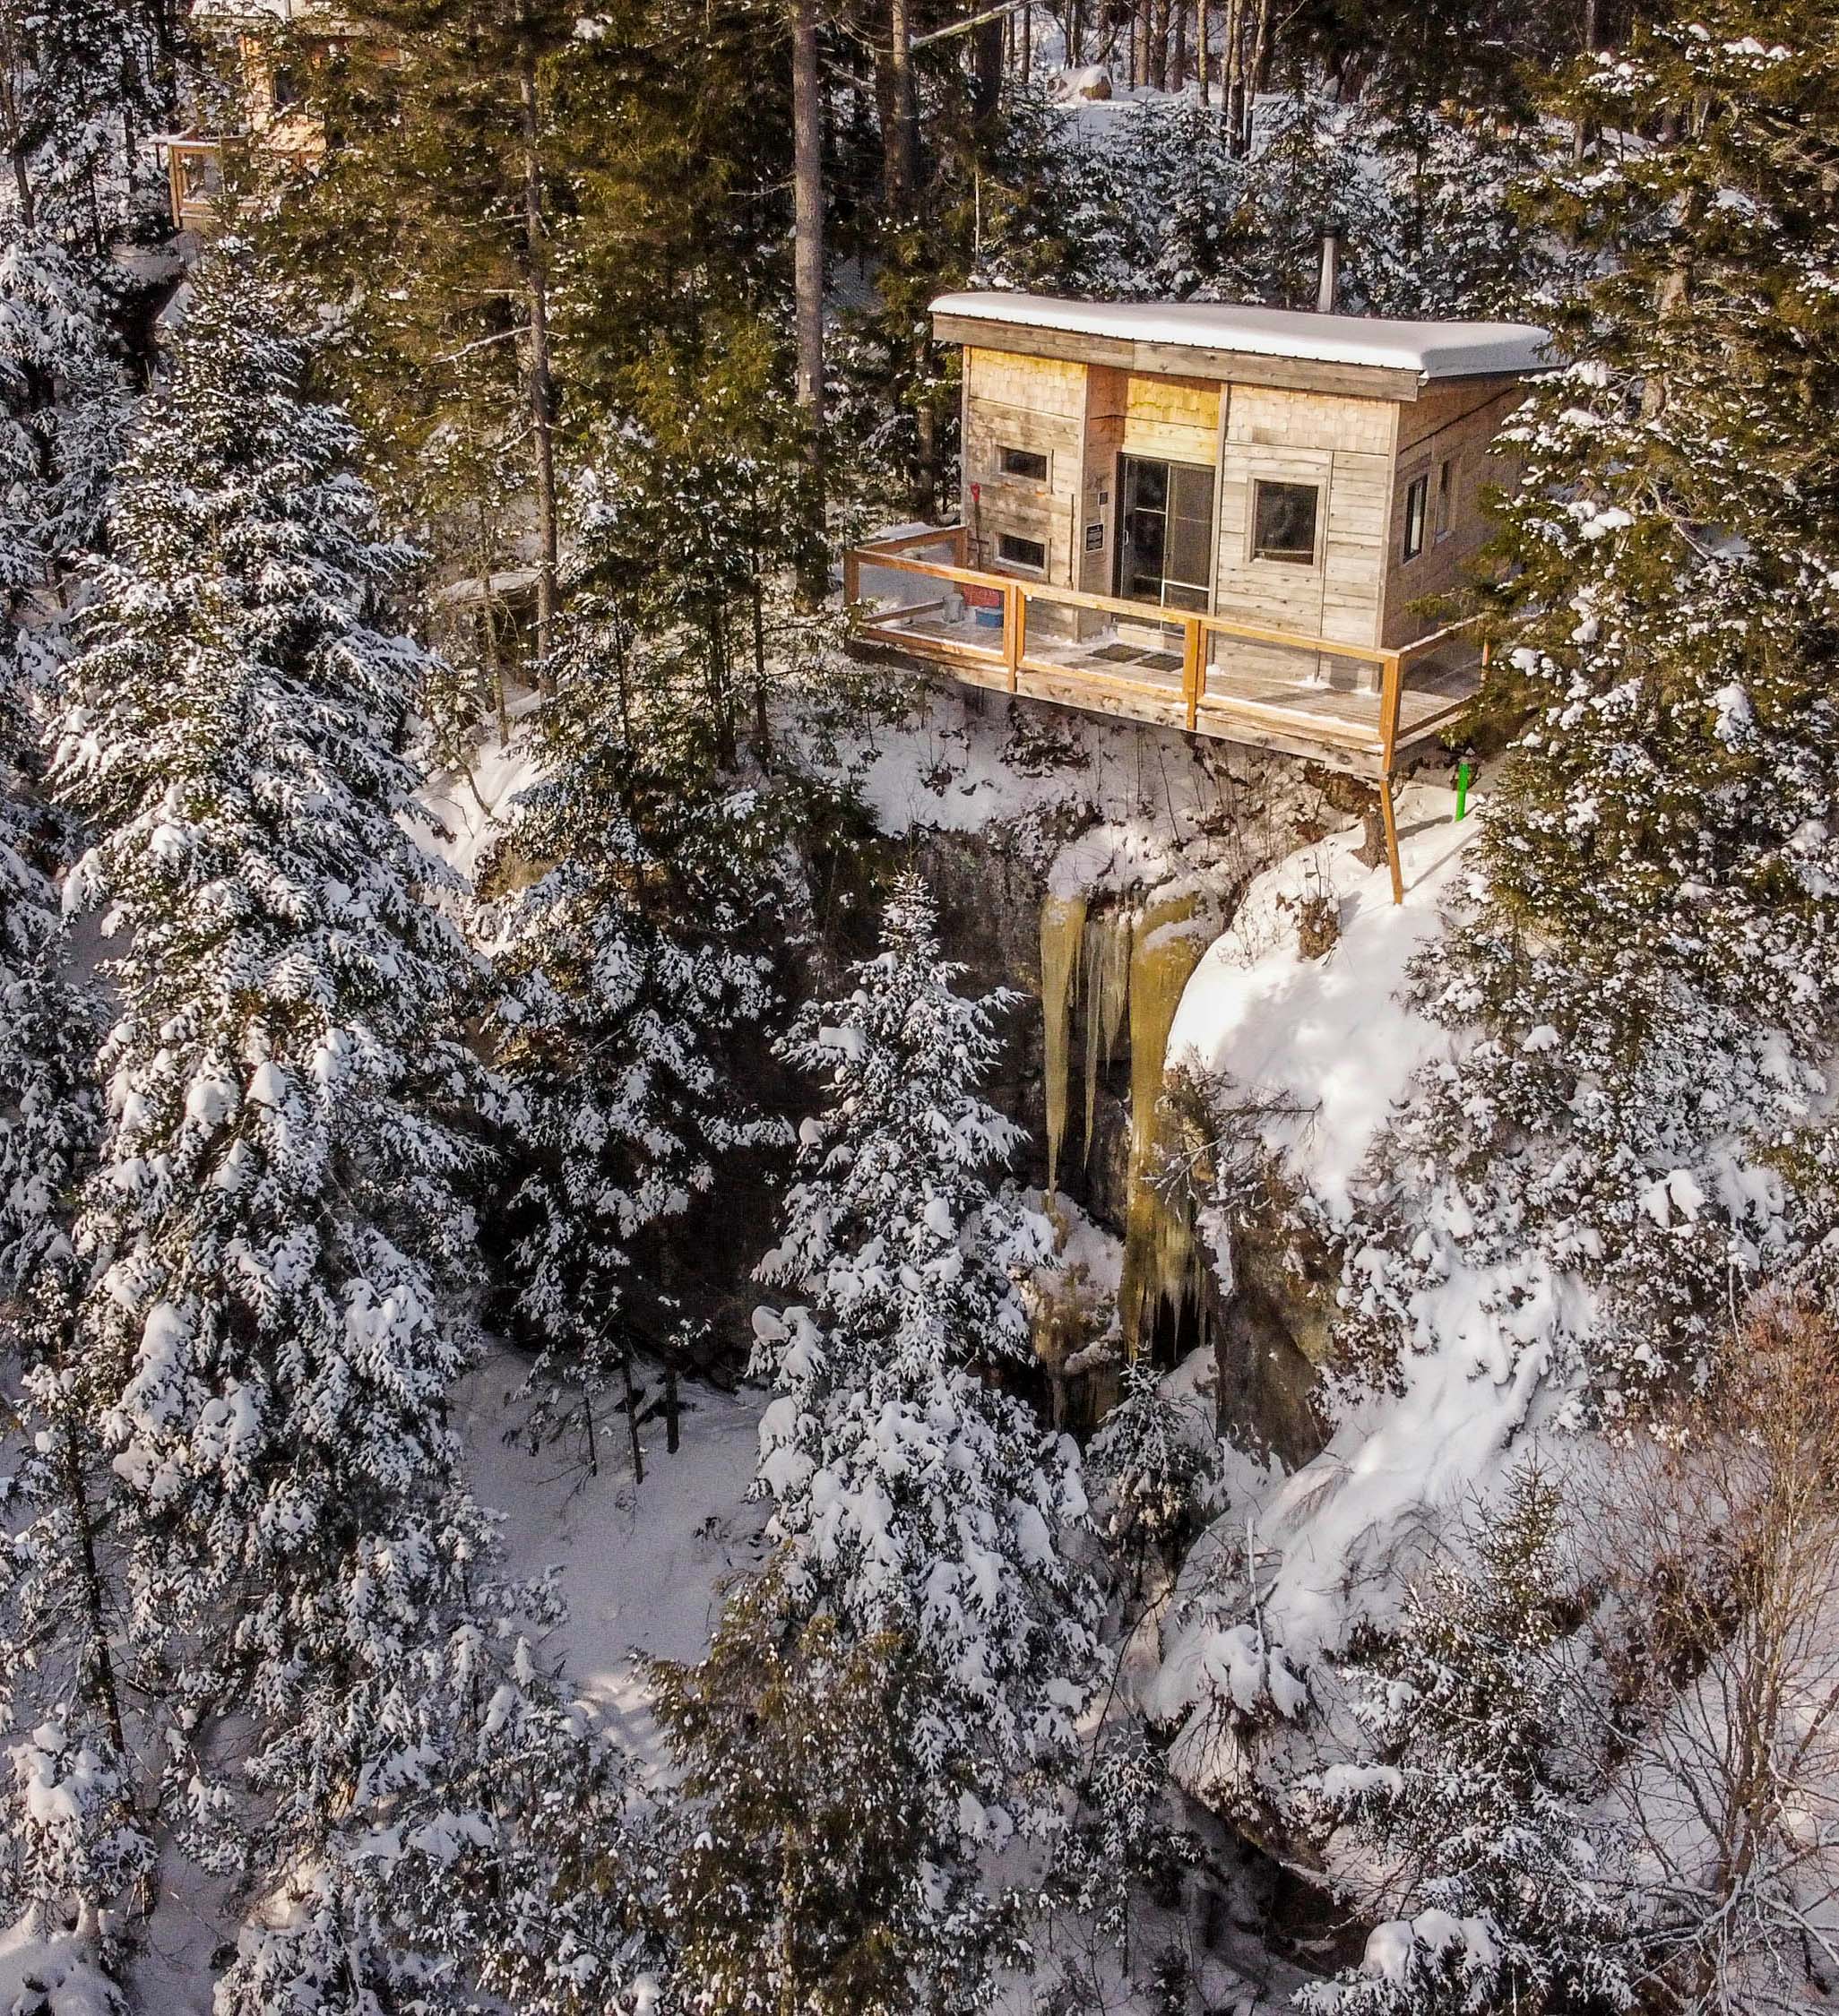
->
[483,613,790,1469]
[646,1569,1006,2016]
[1302,1470,1630,2016]
[1337,3,1839,1408]
[48,239,638,2006]
[749,871,1100,1973]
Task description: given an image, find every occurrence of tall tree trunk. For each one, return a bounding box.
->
[1198,0,1209,101]
[1244,0,1274,138]
[61,1417,127,1762]
[1221,0,1243,144]
[791,0,826,591]
[515,27,559,695]
[1573,0,1600,162]
[885,0,915,213]
[1173,0,1187,91]
[1021,0,1032,81]
[971,15,1004,119]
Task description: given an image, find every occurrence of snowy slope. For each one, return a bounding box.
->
[1145,783,1576,1791]
[1167,781,1478,1220]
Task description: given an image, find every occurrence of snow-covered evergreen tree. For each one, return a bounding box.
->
[482,617,790,1469]
[47,238,639,2005]
[1334,5,1839,1409]
[1086,1357,1215,1591]
[648,1566,1013,2016]
[750,873,1100,1865]
[1301,1469,1630,2016]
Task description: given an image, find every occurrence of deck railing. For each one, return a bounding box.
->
[843,525,1484,780]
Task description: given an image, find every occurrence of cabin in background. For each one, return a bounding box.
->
[157,0,366,233]
[846,292,1548,895]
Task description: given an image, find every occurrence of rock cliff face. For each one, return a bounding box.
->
[890,709,1361,1468]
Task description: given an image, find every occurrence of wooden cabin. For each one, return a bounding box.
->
[844,292,1549,894]
[160,0,367,232]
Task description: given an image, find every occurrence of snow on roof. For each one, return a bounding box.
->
[930,290,1550,381]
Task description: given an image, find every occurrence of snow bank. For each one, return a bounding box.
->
[1166,783,1480,1219]
[0,1922,120,2016]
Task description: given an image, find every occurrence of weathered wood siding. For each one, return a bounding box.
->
[1077,366,1127,599]
[955,339,1527,662]
[1381,379,1524,646]
[1211,384,1397,654]
[963,347,1085,588]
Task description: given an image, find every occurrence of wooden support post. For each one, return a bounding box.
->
[842,548,861,607]
[1181,615,1202,732]
[1005,582,1023,693]
[1378,772,1403,906]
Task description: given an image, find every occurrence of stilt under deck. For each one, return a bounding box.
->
[844,526,1486,902]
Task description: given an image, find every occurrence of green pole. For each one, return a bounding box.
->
[1455,760,1472,822]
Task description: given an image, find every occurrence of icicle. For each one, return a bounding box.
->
[1083,907,1132,1171]
[1117,892,1213,1357]
[1040,890,1087,1194]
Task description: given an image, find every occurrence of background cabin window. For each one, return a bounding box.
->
[997,531,1047,572]
[1435,458,1455,539]
[997,445,1049,484]
[1252,480,1319,564]
[1403,473,1429,560]
[271,65,303,109]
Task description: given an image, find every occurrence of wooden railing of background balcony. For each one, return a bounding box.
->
[843,528,1488,903]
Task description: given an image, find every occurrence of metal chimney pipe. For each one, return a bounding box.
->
[1317,226,1342,314]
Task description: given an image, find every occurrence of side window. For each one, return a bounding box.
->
[997,530,1047,572]
[1435,457,1455,540]
[1251,479,1320,565]
[1402,473,1429,561]
[997,445,1049,484]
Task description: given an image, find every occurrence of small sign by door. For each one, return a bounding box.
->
[1084,521,1105,551]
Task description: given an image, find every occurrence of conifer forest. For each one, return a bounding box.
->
[5,0,1839,2009]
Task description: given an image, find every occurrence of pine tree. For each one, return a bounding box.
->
[1086,1357,1215,1593]
[482,614,790,1471]
[48,238,638,2004]
[750,873,1101,1921]
[646,1567,1013,2016]
[1334,4,1839,1409]
[1301,1469,1630,2016]
[0,0,174,263]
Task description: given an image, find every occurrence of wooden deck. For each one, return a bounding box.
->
[843,526,1483,787]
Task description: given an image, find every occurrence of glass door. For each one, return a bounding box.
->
[1116,453,1215,614]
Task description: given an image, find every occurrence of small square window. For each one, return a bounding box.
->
[1435,459,1454,540]
[1403,473,1429,561]
[998,445,1049,484]
[1251,480,1319,565]
[997,531,1047,572]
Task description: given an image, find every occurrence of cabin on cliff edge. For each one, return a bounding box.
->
[844,290,1550,899]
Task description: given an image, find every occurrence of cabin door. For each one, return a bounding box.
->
[1116,454,1214,615]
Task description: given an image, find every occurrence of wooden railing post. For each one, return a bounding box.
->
[1181,616,1202,733]
[1377,651,1404,773]
[1005,582,1023,693]
[842,547,861,608]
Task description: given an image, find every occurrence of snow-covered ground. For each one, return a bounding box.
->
[458,1354,771,1769]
